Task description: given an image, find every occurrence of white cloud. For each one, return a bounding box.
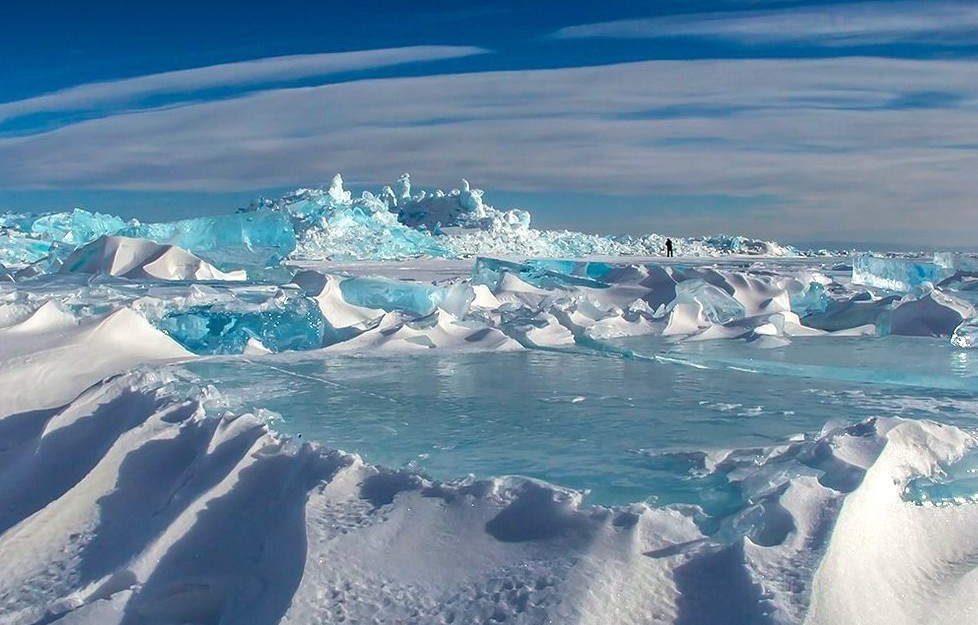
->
[0,46,487,125]
[1,56,977,245]
[554,1,978,46]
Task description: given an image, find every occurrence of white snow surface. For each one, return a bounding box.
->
[61,235,247,281]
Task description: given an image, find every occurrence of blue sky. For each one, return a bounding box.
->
[2,1,978,248]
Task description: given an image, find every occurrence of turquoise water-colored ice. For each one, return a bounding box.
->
[184,335,978,508]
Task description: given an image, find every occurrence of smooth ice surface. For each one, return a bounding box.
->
[184,340,978,507]
[615,334,978,392]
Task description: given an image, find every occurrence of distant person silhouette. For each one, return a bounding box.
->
[665,238,674,257]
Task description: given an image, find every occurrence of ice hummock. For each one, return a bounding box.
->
[61,235,247,281]
[1,173,804,276]
[156,294,325,354]
[122,209,297,269]
[852,253,954,292]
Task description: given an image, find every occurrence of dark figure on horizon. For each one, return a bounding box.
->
[665,238,674,257]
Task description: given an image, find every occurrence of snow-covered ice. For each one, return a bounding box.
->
[3,177,978,624]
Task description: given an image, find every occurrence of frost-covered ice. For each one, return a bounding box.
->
[4,179,978,624]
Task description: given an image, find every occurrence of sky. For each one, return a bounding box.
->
[1,0,977,249]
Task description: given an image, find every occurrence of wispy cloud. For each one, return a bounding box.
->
[554,1,978,46]
[0,46,487,126]
[1,56,977,244]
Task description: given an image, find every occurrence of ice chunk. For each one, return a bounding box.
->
[789,281,832,317]
[28,208,129,245]
[123,209,296,268]
[0,209,129,266]
[327,173,352,204]
[387,174,525,233]
[951,316,978,348]
[877,290,974,337]
[471,257,610,291]
[934,252,978,273]
[431,282,476,318]
[670,279,746,326]
[852,253,952,292]
[802,292,897,333]
[291,195,453,260]
[157,291,325,354]
[338,276,443,317]
[0,231,55,266]
[14,254,65,280]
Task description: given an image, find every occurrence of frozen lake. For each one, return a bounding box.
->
[184,334,978,508]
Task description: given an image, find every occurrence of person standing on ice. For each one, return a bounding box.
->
[665,238,674,257]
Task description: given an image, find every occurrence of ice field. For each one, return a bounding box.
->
[2,177,978,624]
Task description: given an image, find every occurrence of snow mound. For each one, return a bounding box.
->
[3,355,977,625]
[0,302,191,415]
[60,236,247,281]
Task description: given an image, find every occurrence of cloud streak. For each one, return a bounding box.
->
[0,46,487,126]
[554,1,978,46]
[1,56,977,245]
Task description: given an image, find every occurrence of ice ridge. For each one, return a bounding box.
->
[1,174,804,273]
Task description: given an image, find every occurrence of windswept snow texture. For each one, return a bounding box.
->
[5,180,978,624]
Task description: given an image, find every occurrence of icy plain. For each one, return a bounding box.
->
[2,176,978,624]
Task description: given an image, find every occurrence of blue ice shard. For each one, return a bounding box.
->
[28,209,129,245]
[934,252,978,274]
[471,257,611,291]
[0,231,55,266]
[338,276,443,317]
[852,254,952,292]
[157,292,324,354]
[789,282,832,317]
[123,210,296,268]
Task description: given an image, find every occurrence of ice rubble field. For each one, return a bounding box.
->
[3,177,978,624]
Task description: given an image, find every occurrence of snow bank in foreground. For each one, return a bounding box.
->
[2,368,977,623]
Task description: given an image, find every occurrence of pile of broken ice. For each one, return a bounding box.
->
[0,174,799,275]
[3,173,978,351]
[4,244,978,355]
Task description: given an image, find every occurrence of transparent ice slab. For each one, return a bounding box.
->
[123,210,296,268]
[852,253,952,292]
